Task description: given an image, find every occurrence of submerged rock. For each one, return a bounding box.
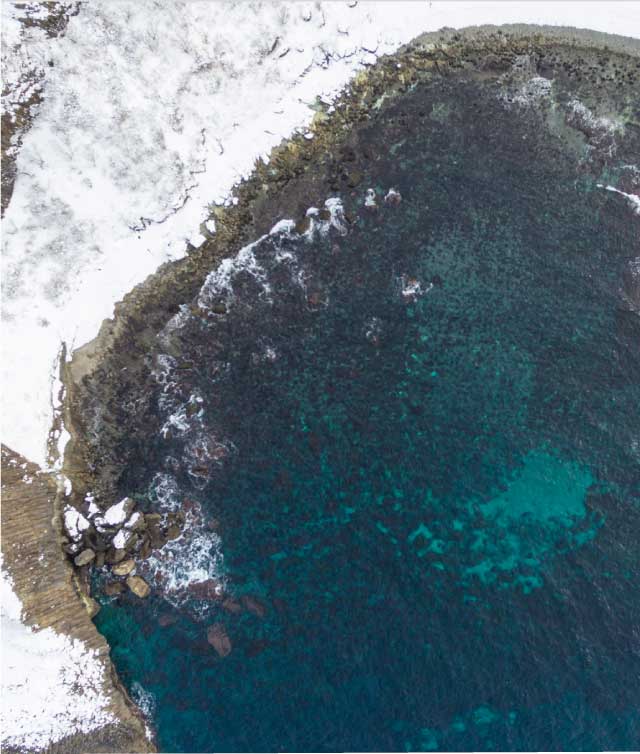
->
[242,595,267,618]
[104,581,125,596]
[207,623,232,657]
[221,597,243,614]
[187,578,222,600]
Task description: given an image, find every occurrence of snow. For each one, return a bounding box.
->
[2,1,639,469]
[102,498,132,527]
[1,561,116,751]
[63,505,90,541]
[111,527,132,550]
[125,511,143,530]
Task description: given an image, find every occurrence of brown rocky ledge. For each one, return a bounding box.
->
[1,444,155,754]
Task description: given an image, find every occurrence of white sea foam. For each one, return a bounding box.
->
[149,472,182,513]
[598,185,640,216]
[197,242,272,310]
[130,682,156,743]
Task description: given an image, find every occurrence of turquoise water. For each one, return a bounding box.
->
[96,69,640,751]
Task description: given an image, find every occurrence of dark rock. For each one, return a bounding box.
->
[146,515,167,549]
[106,547,126,564]
[139,538,152,560]
[126,575,151,598]
[347,170,363,187]
[104,581,124,596]
[149,529,167,550]
[166,523,182,541]
[384,187,402,206]
[207,623,232,657]
[74,549,96,567]
[294,216,311,234]
[158,613,178,628]
[95,551,106,568]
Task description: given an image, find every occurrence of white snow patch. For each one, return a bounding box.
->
[63,505,90,541]
[365,188,378,209]
[102,498,133,527]
[125,511,143,530]
[111,528,133,551]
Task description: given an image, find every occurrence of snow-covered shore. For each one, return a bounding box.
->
[2,0,640,469]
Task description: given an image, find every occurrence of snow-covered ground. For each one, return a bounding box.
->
[0,559,115,751]
[1,2,640,750]
[2,0,639,469]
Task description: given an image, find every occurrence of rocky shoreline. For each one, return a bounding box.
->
[60,23,640,588]
[32,21,638,750]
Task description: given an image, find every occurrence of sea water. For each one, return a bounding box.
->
[95,57,640,752]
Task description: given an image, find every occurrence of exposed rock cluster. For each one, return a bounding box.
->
[62,495,186,599]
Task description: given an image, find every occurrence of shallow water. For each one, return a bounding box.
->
[96,54,640,752]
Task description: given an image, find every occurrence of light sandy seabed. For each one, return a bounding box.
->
[1,1,639,751]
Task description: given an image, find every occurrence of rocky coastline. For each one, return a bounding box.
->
[7,23,636,753]
[60,23,639,597]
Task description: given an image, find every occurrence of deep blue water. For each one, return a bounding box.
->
[96,68,640,751]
